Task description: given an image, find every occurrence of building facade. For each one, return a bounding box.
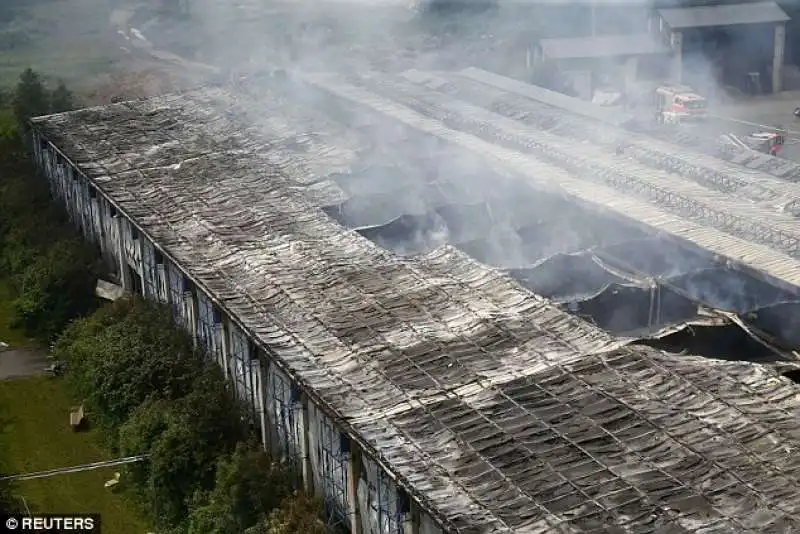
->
[29,130,444,534]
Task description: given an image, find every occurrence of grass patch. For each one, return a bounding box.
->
[0,279,31,348]
[0,376,150,533]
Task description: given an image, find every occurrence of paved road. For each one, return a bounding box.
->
[706,93,800,162]
[0,347,49,380]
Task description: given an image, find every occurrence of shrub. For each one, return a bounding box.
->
[186,442,293,534]
[10,238,99,342]
[54,297,326,532]
[54,298,204,433]
[245,493,326,534]
[117,365,248,527]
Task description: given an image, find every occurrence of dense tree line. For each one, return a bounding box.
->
[0,69,94,344]
[0,68,84,514]
[0,68,326,531]
[54,299,325,533]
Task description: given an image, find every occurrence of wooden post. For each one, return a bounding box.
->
[156,264,168,303]
[773,22,786,94]
[260,358,275,454]
[670,30,683,84]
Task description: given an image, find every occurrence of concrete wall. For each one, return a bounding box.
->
[31,131,445,534]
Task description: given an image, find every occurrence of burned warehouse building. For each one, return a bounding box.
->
[27,67,800,533]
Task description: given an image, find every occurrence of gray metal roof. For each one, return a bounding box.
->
[30,79,800,533]
[658,1,789,29]
[539,34,670,60]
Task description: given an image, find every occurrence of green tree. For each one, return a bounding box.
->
[12,68,49,131]
[187,442,292,534]
[0,108,23,163]
[0,208,71,279]
[53,298,202,432]
[0,87,10,108]
[10,238,98,342]
[49,81,75,114]
[244,493,326,534]
[119,368,248,527]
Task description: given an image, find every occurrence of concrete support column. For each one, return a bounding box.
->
[113,215,131,292]
[404,502,420,534]
[298,395,314,493]
[156,264,167,303]
[347,446,363,534]
[217,322,230,378]
[184,291,197,346]
[260,358,275,454]
[670,30,683,83]
[254,359,270,450]
[774,22,786,94]
[89,198,101,248]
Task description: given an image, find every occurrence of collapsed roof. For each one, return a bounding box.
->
[257,69,800,350]
[30,75,800,533]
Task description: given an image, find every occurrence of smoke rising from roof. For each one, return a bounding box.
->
[126,0,800,352]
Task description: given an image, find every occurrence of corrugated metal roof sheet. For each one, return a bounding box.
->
[539,33,671,60]
[658,1,789,29]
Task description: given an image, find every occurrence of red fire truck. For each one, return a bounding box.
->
[655,84,707,124]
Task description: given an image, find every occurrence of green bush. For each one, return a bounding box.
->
[245,493,327,534]
[0,69,96,342]
[118,370,249,527]
[54,298,203,433]
[187,442,293,534]
[10,238,98,342]
[57,299,326,532]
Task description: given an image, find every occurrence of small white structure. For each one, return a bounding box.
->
[104,472,121,490]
